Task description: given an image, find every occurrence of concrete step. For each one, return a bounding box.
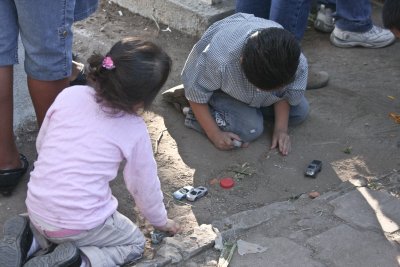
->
[110,0,235,37]
[212,180,400,267]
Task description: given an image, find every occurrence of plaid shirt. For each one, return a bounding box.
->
[181,13,308,108]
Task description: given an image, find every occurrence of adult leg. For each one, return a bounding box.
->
[0,0,25,179]
[184,91,264,143]
[335,0,372,32]
[235,0,271,19]
[16,0,75,127]
[27,78,69,127]
[330,0,395,48]
[269,0,329,90]
[0,67,21,170]
[270,0,311,41]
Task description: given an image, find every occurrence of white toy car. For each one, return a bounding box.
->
[173,186,194,200]
[186,186,208,201]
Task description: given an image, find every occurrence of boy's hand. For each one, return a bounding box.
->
[209,130,242,150]
[271,130,291,156]
[155,219,181,235]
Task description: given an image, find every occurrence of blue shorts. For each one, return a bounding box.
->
[0,0,98,81]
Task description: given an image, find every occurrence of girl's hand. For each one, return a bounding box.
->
[155,219,181,235]
[209,130,241,150]
[271,130,291,156]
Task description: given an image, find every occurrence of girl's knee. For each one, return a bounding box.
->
[125,231,145,263]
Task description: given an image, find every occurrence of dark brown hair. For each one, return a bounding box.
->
[383,0,400,31]
[87,37,171,114]
[241,28,300,90]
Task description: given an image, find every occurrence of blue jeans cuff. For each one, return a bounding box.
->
[335,19,373,33]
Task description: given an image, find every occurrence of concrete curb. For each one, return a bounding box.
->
[110,0,235,37]
[132,224,217,267]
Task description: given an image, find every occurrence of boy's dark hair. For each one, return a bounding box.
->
[383,0,400,31]
[87,37,171,114]
[241,28,301,90]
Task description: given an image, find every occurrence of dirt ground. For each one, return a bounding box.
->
[2,0,400,264]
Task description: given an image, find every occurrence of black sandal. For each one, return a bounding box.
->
[69,68,86,86]
[0,154,29,195]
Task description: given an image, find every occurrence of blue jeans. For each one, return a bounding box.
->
[318,0,372,32]
[235,0,311,41]
[0,0,98,80]
[74,0,98,22]
[185,92,309,143]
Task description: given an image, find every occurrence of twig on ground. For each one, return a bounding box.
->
[217,242,237,267]
[150,15,160,32]
[154,129,168,155]
[297,228,312,232]
[228,169,252,176]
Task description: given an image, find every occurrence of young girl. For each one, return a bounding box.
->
[0,37,180,267]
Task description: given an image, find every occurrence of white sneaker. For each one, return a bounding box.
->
[330,25,396,48]
[314,4,335,33]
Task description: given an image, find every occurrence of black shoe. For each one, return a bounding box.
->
[69,68,87,86]
[0,154,29,196]
[24,242,81,267]
[162,84,189,113]
[0,216,33,267]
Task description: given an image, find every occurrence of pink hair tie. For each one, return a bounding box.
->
[102,56,115,70]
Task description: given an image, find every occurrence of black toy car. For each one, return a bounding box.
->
[305,160,322,178]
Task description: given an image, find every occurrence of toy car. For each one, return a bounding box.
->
[150,230,172,244]
[186,186,208,201]
[305,160,322,178]
[173,186,194,200]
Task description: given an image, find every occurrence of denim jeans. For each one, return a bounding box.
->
[185,92,309,143]
[235,0,311,41]
[236,0,271,20]
[0,0,98,80]
[74,0,98,22]
[318,0,372,32]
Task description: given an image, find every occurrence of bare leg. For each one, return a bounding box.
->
[27,77,69,127]
[0,66,21,170]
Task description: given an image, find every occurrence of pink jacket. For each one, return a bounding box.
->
[26,86,167,230]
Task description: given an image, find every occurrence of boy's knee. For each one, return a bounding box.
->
[237,120,264,142]
[289,98,309,126]
[289,112,308,126]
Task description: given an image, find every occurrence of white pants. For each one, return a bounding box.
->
[30,211,145,267]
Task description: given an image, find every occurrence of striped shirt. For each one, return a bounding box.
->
[181,13,308,108]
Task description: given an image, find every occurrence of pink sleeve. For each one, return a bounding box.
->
[122,130,168,228]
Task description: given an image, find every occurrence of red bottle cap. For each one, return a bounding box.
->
[220,177,235,189]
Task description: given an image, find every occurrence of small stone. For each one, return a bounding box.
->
[308,191,320,199]
[209,178,219,186]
